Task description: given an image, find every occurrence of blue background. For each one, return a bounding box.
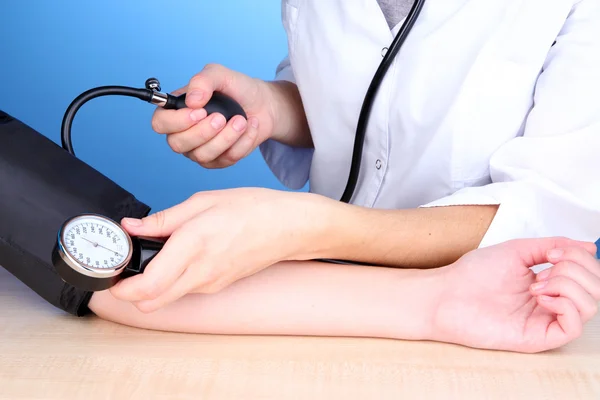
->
[1,1,599,256]
[0,0,291,212]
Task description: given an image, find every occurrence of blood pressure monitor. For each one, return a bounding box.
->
[51,0,428,291]
[52,213,163,292]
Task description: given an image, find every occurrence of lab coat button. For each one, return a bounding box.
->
[376,159,382,169]
[381,47,388,57]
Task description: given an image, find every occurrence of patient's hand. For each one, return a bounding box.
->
[432,237,599,353]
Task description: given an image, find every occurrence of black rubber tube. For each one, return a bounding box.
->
[61,86,152,155]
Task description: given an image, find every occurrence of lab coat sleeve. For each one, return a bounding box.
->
[421,0,600,248]
[258,56,314,190]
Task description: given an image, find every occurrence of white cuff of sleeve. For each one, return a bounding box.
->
[259,62,313,190]
[420,180,600,249]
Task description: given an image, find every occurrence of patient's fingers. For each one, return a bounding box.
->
[537,260,600,301]
[531,275,598,322]
[536,295,583,350]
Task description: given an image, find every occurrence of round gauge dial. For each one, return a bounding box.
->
[59,214,132,272]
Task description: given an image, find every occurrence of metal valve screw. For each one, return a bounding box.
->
[145,78,161,92]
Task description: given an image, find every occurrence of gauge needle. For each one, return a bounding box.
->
[81,237,123,257]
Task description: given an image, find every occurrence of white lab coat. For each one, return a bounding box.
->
[259,0,600,248]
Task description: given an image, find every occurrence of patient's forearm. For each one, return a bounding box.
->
[88,261,443,341]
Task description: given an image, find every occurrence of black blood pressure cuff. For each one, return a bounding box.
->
[0,109,151,316]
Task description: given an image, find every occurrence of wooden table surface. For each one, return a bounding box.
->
[1,266,599,400]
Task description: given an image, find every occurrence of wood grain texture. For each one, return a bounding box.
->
[1,267,599,399]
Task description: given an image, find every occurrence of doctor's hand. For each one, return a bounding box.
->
[151,64,310,169]
[431,237,599,353]
[108,188,330,313]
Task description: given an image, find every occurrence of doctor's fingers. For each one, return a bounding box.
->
[132,267,197,313]
[132,260,232,313]
[151,106,207,135]
[121,192,216,239]
[109,223,203,303]
[166,112,229,154]
[184,116,251,167]
[203,117,261,169]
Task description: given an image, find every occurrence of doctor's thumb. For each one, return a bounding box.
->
[186,64,243,109]
[121,210,183,239]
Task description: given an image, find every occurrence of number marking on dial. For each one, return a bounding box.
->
[62,217,130,270]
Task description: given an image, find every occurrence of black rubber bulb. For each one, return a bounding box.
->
[165,92,247,119]
[104,89,246,285]
[105,87,246,285]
